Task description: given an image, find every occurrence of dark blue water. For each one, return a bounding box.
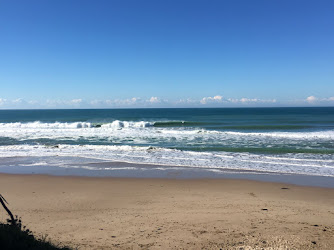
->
[1,107,334,129]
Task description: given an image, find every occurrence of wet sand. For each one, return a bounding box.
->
[0,173,333,249]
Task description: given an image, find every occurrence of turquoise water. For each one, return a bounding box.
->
[0,107,334,177]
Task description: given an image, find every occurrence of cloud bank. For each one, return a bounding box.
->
[0,95,333,109]
[305,96,334,104]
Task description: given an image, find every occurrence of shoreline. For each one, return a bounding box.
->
[0,173,333,249]
[1,159,334,188]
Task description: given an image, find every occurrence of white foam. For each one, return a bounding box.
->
[0,121,93,129]
[0,144,333,177]
[0,121,152,130]
[101,120,153,129]
[0,122,333,145]
[239,159,334,169]
[222,130,334,139]
[1,120,334,177]
[17,162,49,167]
[263,155,334,163]
[103,167,138,170]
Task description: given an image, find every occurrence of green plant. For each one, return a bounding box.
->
[0,194,71,250]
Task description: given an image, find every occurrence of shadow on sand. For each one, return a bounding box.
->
[0,194,71,250]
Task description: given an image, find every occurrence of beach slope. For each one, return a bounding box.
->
[0,174,333,249]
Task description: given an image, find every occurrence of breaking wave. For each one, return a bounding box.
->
[0,121,153,129]
[0,144,333,177]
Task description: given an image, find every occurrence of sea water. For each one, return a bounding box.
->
[0,108,333,182]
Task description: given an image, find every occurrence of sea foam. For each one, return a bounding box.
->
[0,144,333,177]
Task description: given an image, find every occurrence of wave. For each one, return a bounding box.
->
[1,120,333,137]
[221,130,334,139]
[1,122,334,146]
[216,125,314,130]
[0,121,153,129]
[0,121,93,129]
[174,146,334,154]
[100,120,152,128]
[0,120,205,129]
[0,144,333,177]
[153,121,208,127]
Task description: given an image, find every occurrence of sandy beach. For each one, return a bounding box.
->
[0,173,333,249]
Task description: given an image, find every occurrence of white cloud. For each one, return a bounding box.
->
[306,96,317,103]
[71,99,82,104]
[12,98,24,104]
[227,98,239,103]
[130,97,139,103]
[199,95,276,105]
[240,98,257,103]
[44,99,85,107]
[149,97,160,103]
[104,99,114,105]
[27,100,38,105]
[240,98,277,103]
[305,96,334,104]
[200,95,223,104]
[122,97,141,105]
[90,99,102,106]
[305,96,334,103]
[46,99,60,106]
[0,98,7,106]
[4,95,334,109]
[213,95,223,101]
[175,98,197,105]
[89,98,144,107]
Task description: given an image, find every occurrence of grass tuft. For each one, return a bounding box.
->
[1,194,72,250]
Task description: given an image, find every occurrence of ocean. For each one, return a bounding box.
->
[0,108,334,184]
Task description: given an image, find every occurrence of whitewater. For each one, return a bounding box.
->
[0,108,333,180]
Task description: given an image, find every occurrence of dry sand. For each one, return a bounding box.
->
[0,173,333,249]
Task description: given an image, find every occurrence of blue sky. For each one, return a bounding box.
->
[0,0,333,108]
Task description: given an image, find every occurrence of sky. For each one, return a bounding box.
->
[0,0,334,108]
